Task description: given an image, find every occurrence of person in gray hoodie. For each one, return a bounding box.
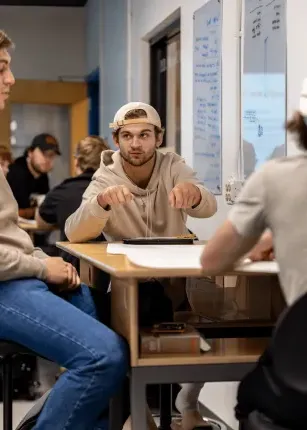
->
[0,29,127,430]
[66,102,218,430]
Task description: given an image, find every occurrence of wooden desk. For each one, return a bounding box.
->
[57,242,270,429]
[19,222,58,241]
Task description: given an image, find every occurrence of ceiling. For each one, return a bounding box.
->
[0,0,87,6]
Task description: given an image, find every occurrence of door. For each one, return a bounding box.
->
[70,98,89,176]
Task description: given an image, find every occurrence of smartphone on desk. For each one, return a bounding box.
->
[123,237,194,245]
[151,322,186,334]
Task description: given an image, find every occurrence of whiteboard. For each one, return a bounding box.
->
[242,0,287,179]
[193,0,222,195]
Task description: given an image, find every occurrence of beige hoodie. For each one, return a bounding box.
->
[65,150,217,242]
[0,168,47,281]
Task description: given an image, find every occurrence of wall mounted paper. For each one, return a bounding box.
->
[242,0,286,179]
[193,0,222,194]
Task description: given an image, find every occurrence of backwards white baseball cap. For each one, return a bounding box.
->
[109,102,162,131]
[299,78,307,116]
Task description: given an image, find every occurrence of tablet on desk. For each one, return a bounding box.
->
[123,236,195,245]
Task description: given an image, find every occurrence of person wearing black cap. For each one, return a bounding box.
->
[7,133,61,219]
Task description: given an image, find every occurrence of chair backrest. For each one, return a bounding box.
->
[270,291,307,393]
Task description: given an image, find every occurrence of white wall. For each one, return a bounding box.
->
[0,6,86,81]
[287,0,307,156]
[130,0,241,241]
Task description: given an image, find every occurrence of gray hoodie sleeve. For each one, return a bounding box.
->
[0,247,47,282]
[172,157,217,218]
[65,177,111,243]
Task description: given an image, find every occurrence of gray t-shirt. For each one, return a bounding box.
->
[229,155,307,306]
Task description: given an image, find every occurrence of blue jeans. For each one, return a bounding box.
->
[0,278,128,430]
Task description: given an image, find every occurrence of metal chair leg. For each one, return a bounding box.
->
[159,384,172,430]
[109,386,125,430]
[3,356,13,430]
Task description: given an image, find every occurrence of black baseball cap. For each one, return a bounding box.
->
[30,134,61,155]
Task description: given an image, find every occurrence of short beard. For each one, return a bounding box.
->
[120,150,156,167]
[30,160,44,175]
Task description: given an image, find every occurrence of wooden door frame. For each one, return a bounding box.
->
[3,79,88,173]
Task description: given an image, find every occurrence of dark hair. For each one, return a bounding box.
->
[286,111,307,151]
[0,30,13,50]
[113,108,164,140]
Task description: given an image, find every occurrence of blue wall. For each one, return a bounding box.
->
[86,0,101,74]
[100,0,128,147]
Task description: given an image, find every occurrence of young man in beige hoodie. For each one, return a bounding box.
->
[65,102,218,430]
[0,30,127,430]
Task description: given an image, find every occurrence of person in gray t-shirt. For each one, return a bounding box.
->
[201,79,307,428]
[201,78,307,307]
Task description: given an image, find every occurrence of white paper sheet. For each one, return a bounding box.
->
[126,245,204,269]
[107,243,279,273]
[235,259,279,274]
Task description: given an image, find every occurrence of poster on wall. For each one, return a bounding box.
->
[242,0,286,179]
[193,0,222,195]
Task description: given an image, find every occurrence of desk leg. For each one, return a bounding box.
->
[131,367,147,430]
[110,277,139,366]
[159,384,172,430]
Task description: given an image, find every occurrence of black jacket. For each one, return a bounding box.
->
[7,156,49,209]
[39,169,106,267]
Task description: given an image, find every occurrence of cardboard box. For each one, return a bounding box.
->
[140,325,201,355]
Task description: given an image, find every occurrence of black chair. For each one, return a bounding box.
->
[245,411,290,430]
[0,341,35,430]
[243,292,307,430]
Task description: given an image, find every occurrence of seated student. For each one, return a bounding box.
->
[7,133,61,219]
[0,143,12,177]
[65,102,218,430]
[0,29,127,430]
[200,78,307,428]
[35,135,109,268]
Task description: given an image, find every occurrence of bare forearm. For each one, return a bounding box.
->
[201,221,259,274]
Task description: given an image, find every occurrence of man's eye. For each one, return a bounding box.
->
[141,133,148,138]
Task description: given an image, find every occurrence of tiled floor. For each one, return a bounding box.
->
[0,358,232,430]
[0,400,36,428]
[0,402,231,429]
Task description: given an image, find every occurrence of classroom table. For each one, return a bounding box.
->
[19,221,58,241]
[57,242,273,430]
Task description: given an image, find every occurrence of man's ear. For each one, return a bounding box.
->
[112,132,120,149]
[156,129,165,147]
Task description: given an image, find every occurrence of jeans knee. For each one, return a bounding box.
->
[95,331,128,381]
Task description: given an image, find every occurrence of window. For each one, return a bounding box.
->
[150,21,181,154]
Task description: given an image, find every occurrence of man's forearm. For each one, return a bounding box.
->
[65,197,110,243]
